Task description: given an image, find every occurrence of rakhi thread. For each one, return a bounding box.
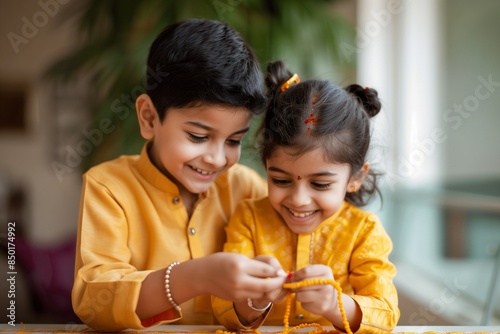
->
[215,279,352,334]
[283,279,352,334]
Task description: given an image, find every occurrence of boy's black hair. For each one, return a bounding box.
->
[146,19,266,120]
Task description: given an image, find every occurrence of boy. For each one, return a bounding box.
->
[72,19,286,332]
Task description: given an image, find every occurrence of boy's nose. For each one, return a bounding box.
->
[203,144,227,168]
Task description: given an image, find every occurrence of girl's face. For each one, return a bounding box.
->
[139,98,252,198]
[266,146,358,234]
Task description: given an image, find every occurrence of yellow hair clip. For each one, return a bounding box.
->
[280,73,300,92]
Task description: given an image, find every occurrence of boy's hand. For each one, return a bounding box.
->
[291,264,338,317]
[201,252,285,302]
[250,255,287,307]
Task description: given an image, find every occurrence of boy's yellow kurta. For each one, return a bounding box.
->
[212,197,399,334]
[72,143,267,331]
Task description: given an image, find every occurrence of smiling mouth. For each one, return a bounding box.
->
[190,166,217,176]
[288,208,316,218]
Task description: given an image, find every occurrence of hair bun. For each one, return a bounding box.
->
[265,60,294,93]
[344,84,381,118]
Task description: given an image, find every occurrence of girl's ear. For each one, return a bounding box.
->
[347,163,370,193]
[136,94,158,140]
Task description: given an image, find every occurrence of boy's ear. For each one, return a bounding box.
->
[136,94,158,140]
[347,163,370,193]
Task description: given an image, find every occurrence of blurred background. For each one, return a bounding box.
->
[0,0,499,327]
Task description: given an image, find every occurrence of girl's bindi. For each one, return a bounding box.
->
[297,176,302,180]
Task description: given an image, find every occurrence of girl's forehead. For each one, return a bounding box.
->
[269,146,323,162]
[267,147,349,174]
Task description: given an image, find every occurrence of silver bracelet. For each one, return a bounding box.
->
[165,262,181,311]
[247,297,271,312]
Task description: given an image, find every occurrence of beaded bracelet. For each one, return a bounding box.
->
[247,298,272,312]
[164,261,181,311]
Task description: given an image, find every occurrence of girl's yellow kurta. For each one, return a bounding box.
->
[212,197,399,334]
[72,143,267,331]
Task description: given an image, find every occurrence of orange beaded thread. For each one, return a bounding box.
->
[215,279,352,334]
[283,279,352,334]
[280,292,323,334]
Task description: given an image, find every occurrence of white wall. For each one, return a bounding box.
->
[441,0,500,181]
[357,0,444,189]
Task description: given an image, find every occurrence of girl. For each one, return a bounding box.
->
[213,60,400,333]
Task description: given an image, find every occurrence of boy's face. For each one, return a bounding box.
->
[266,147,356,234]
[145,103,252,196]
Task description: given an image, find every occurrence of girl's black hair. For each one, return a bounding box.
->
[260,60,383,207]
[146,19,266,120]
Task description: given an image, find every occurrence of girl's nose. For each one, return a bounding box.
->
[288,185,312,207]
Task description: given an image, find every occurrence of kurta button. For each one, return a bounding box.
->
[189,228,196,235]
[295,314,304,320]
[173,197,180,204]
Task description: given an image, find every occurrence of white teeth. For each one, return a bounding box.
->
[289,209,315,218]
[193,167,214,175]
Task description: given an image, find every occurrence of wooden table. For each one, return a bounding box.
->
[0,324,499,333]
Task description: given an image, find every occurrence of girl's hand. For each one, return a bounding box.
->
[200,252,286,302]
[291,264,338,317]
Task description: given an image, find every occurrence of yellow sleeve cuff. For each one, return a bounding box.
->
[212,296,272,330]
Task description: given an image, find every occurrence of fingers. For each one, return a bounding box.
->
[201,253,285,303]
[268,287,288,303]
[246,256,288,301]
[295,285,335,302]
[253,255,287,277]
[295,286,338,316]
[231,275,286,302]
[210,253,287,300]
[285,265,335,294]
[244,274,286,291]
[211,252,282,278]
[244,259,284,279]
[236,257,286,300]
[293,264,334,282]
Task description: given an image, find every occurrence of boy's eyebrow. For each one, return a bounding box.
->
[186,121,212,131]
[232,127,250,136]
[267,166,337,177]
[185,121,249,135]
